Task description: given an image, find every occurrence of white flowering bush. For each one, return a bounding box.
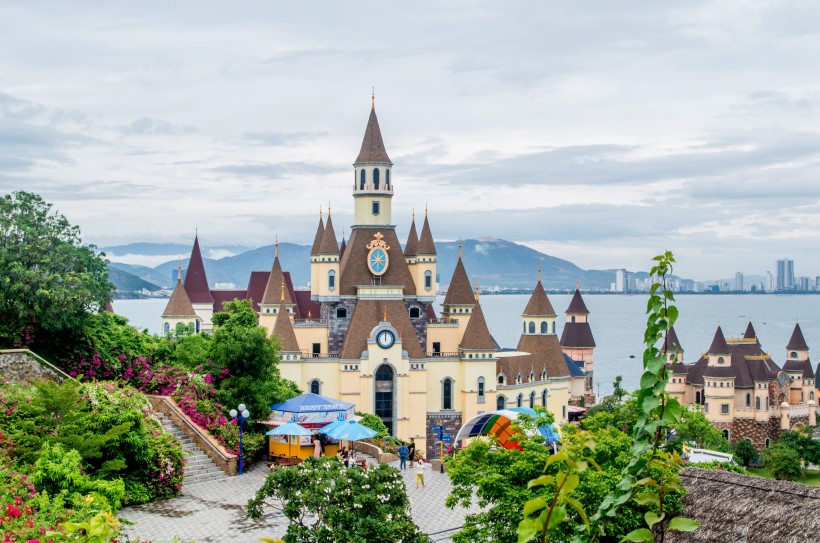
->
[247,457,431,543]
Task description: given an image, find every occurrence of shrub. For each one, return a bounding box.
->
[732,439,757,467]
[761,442,803,480]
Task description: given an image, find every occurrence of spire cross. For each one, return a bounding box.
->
[372,87,375,110]
[537,264,541,283]
[458,238,462,259]
[475,277,480,301]
[177,259,182,282]
[275,235,279,259]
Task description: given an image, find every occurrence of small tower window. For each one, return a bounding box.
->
[386,169,390,189]
[755,396,761,410]
[477,377,485,402]
[409,307,421,319]
[528,322,535,334]
[552,322,556,333]
[372,201,380,215]
[791,351,798,359]
[542,389,547,406]
[336,307,348,318]
[497,395,506,410]
[328,269,336,290]
[443,378,453,410]
[529,391,536,408]
[310,379,320,394]
[523,322,526,333]
[517,394,523,408]
[571,316,576,323]
[164,322,170,335]
[541,322,547,334]
[746,393,751,407]
[360,169,365,190]
[373,168,380,189]
[717,357,724,364]
[195,320,200,333]
[425,270,432,290]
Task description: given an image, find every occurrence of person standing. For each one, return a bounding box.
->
[312,433,322,458]
[397,443,409,470]
[415,458,426,489]
[408,437,416,468]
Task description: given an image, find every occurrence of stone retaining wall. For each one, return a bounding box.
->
[0,349,69,385]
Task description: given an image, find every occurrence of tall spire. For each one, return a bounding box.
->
[177,259,182,282]
[708,325,730,354]
[523,275,556,317]
[262,243,292,305]
[318,210,340,255]
[787,322,809,351]
[310,207,325,256]
[405,213,419,257]
[355,104,392,164]
[164,261,197,318]
[339,228,347,259]
[183,233,213,304]
[565,287,590,315]
[443,255,474,306]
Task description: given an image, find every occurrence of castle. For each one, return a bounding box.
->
[666,322,817,450]
[162,101,596,456]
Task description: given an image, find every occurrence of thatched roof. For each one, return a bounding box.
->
[663,467,820,543]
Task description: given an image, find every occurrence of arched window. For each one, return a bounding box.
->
[722,429,729,441]
[765,438,770,448]
[529,391,536,408]
[497,395,506,410]
[790,351,798,359]
[571,316,576,323]
[530,371,535,382]
[336,307,348,318]
[195,320,200,333]
[310,379,320,394]
[542,389,547,406]
[328,269,336,290]
[541,370,546,380]
[517,394,523,408]
[424,270,432,290]
[755,396,761,410]
[498,374,505,385]
[517,373,522,385]
[443,378,453,410]
[373,168,380,189]
[717,357,724,364]
[409,307,421,319]
[163,322,170,335]
[695,391,701,405]
[746,393,751,407]
[528,322,535,334]
[552,322,556,333]
[386,169,390,189]
[811,391,815,401]
[360,169,365,190]
[541,322,547,334]
[477,377,485,401]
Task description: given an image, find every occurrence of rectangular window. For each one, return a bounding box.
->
[425,273,432,290]
[432,342,441,355]
[721,404,730,415]
[477,380,485,402]
[372,201,380,215]
[328,273,335,289]
[312,343,321,358]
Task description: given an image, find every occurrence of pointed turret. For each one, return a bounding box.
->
[261,241,292,306]
[443,244,474,306]
[164,263,197,318]
[565,288,590,315]
[459,292,495,351]
[339,229,347,259]
[183,234,213,304]
[787,323,809,351]
[708,326,730,355]
[417,210,436,255]
[743,321,758,341]
[523,275,556,317]
[664,326,683,354]
[273,277,300,353]
[404,213,419,257]
[318,211,340,255]
[310,208,325,256]
[355,108,392,164]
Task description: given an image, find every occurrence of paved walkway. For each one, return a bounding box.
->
[120,458,481,543]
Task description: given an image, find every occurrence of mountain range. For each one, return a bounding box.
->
[103,238,674,294]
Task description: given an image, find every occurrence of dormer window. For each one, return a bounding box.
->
[717,356,724,364]
[516,373,522,385]
[529,371,535,382]
[360,169,365,190]
[498,374,505,385]
[791,351,798,359]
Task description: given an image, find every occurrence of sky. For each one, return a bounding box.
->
[2,1,820,281]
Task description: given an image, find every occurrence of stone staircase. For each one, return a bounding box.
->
[155,412,226,486]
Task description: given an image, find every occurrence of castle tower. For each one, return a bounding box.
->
[162,261,199,335]
[183,233,214,331]
[521,266,557,336]
[441,242,476,343]
[309,209,325,297]
[352,96,394,227]
[783,322,814,405]
[786,322,809,362]
[259,240,295,333]
[662,326,683,363]
[414,208,437,301]
[560,284,596,393]
[274,276,302,362]
[312,207,341,300]
[707,325,731,367]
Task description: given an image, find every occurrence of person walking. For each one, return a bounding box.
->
[415,458,427,488]
[408,437,416,468]
[397,443,409,470]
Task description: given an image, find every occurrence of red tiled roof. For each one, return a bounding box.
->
[339,300,423,359]
[354,108,392,164]
[183,235,213,304]
[163,279,197,317]
[318,215,340,255]
[783,358,814,378]
[274,302,300,352]
[310,215,325,256]
[261,256,292,305]
[560,322,596,348]
[339,228,416,296]
[339,235,347,259]
[426,303,437,320]
[663,326,683,354]
[211,290,248,313]
[565,289,589,315]
[246,271,269,312]
[500,334,571,380]
[743,322,758,341]
[294,290,320,320]
[708,326,730,354]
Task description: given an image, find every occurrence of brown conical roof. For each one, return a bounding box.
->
[460,302,496,350]
[261,254,292,305]
[443,258,475,306]
[339,231,347,259]
[163,278,197,317]
[318,214,340,255]
[355,108,392,164]
[787,323,809,351]
[417,214,436,255]
[183,235,213,304]
[523,280,556,317]
[566,288,590,315]
[310,212,325,256]
[708,326,730,354]
[664,326,683,353]
[274,302,300,352]
[744,321,758,340]
[404,217,419,257]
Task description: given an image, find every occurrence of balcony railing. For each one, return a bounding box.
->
[293,319,328,327]
[300,351,340,359]
[428,318,459,326]
[426,352,460,358]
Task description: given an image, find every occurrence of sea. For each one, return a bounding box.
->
[113,294,819,397]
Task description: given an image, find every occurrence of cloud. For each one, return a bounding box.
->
[243,131,326,146]
[118,117,198,136]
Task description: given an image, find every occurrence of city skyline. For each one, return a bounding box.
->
[3,2,820,281]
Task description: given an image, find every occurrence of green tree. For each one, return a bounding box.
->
[671,406,730,453]
[732,439,757,467]
[761,442,803,480]
[777,428,820,467]
[612,375,627,403]
[247,457,431,543]
[356,411,390,438]
[0,191,113,351]
[210,299,299,420]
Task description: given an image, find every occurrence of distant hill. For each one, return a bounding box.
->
[110,238,628,291]
[108,265,161,293]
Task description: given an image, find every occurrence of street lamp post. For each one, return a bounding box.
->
[230,404,250,475]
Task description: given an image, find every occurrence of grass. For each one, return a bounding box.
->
[746,466,820,486]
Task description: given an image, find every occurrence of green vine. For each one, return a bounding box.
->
[518,251,700,543]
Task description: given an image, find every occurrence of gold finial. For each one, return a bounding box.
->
[576,279,579,290]
[328,202,331,216]
[320,205,323,220]
[383,306,387,322]
[537,264,541,283]
[177,259,182,282]
[341,227,345,241]
[280,275,286,303]
[275,235,279,259]
[425,203,428,218]
[475,277,480,301]
[372,87,375,110]
[412,208,415,222]
[458,238,462,260]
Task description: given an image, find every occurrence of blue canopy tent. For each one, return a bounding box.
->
[270,393,356,429]
[266,421,314,458]
[321,420,377,441]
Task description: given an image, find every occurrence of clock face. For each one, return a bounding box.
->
[777,372,788,387]
[376,330,395,349]
[368,247,389,276]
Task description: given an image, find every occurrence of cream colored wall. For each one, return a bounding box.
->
[703,379,735,423]
[293,326,330,355]
[427,324,461,354]
[460,358,496,422]
[497,378,570,424]
[161,315,197,334]
[311,258,339,297]
[192,303,213,331]
[412,257,437,298]
[425,358,462,412]
[521,315,557,336]
[569,375,586,399]
[353,195,392,225]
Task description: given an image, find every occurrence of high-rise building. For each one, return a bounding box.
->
[776,259,794,290]
[735,272,744,292]
[614,269,627,292]
[766,271,774,292]
[797,276,810,292]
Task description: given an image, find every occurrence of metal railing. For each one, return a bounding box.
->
[426,352,460,358]
[301,351,340,359]
[293,318,328,327]
[427,318,459,325]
